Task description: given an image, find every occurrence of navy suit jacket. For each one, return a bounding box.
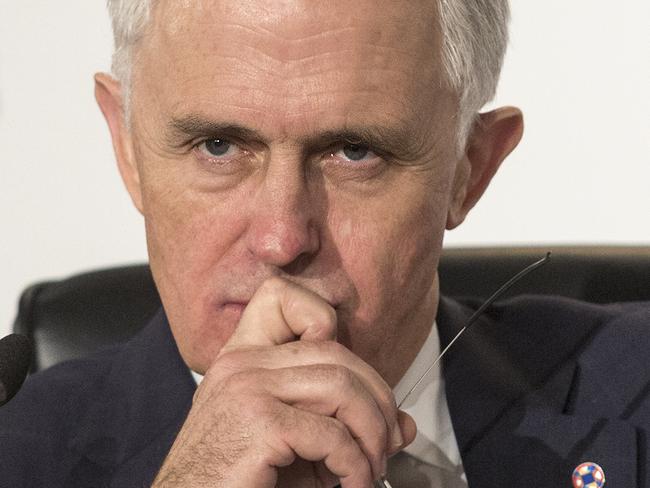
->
[0,295,648,487]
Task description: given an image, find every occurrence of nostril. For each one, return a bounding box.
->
[280,251,316,275]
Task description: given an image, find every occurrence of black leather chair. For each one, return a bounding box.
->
[12,246,650,373]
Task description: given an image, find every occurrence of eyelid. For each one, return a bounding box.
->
[194,135,234,149]
[188,128,258,148]
[194,135,255,156]
[326,146,385,171]
[342,137,364,146]
[325,138,381,157]
[322,146,389,181]
[338,144,393,166]
[197,138,231,151]
[193,138,249,165]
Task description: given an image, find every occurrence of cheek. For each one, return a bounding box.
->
[145,190,233,290]
[331,189,446,327]
[141,180,249,368]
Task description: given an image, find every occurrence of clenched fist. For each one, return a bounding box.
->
[153,277,416,487]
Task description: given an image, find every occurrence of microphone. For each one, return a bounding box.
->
[0,334,32,407]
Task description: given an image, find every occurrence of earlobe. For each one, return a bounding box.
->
[94,73,144,214]
[446,106,524,230]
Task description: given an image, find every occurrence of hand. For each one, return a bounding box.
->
[152,277,415,488]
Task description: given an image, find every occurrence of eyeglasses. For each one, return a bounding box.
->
[375,252,552,488]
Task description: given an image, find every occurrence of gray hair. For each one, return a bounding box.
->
[107,0,510,148]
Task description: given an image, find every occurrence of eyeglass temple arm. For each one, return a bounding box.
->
[376,252,552,488]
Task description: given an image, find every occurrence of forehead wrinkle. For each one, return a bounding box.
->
[232,21,359,48]
[220,22,437,79]
[142,72,448,161]
[158,60,425,130]
[139,0,451,152]
[169,22,414,83]
[145,0,444,96]
[153,3,359,66]
[152,0,441,66]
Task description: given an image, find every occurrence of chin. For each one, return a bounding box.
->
[172,304,244,374]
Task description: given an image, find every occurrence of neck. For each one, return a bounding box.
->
[382,275,440,388]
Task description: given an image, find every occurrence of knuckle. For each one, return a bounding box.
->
[320,363,358,391]
[283,338,330,358]
[281,339,313,358]
[246,394,279,421]
[325,304,337,326]
[282,291,302,317]
[368,375,397,418]
[219,368,266,397]
[376,382,397,412]
[367,426,388,456]
[324,417,352,445]
[303,304,337,333]
[223,382,280,427]
[319,339,347,359]
[267,406,298,436]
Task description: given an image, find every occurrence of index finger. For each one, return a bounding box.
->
[219,277,337,356]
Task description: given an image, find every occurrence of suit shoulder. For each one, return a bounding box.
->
[444,295,650,392]
[0,345,121,435]
[487,295,650,338]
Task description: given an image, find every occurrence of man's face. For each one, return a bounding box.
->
[124,0,465,381]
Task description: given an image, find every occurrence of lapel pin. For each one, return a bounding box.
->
[572,462,605,488]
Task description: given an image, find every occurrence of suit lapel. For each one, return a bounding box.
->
[437,296,531,454]
[66,310,196,486]
[437,296,641,487]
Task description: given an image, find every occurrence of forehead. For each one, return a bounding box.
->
[134,0,449,137]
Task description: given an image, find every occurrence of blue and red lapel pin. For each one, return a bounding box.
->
[572,462,605,488]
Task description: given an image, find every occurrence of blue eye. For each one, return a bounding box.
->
[342,143,370,161]
[203,139,232,157]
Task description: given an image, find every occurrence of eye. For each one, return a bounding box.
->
[334,143,377,162]
[197,138,240,159]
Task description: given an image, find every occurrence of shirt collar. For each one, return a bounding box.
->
[393,320,464,473]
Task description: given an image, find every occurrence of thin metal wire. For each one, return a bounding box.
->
[397,252,551,409]
[375,477,394,488]
[376,252,552,487]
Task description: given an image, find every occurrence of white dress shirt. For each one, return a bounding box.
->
[391,321,467,486]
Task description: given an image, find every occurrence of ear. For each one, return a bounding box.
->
[446,106,524,229]
[94,73,144,214]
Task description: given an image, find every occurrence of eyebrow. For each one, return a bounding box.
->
[166,114,425,160]
[309,126,423,160]
[167,116,263,147]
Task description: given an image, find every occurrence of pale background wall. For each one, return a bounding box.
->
[1,1,648,337]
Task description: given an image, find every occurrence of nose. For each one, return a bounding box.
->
[246,163,320,268]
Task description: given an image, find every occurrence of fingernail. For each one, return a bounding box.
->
[391,426,404,449]
[381,453,388,477]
